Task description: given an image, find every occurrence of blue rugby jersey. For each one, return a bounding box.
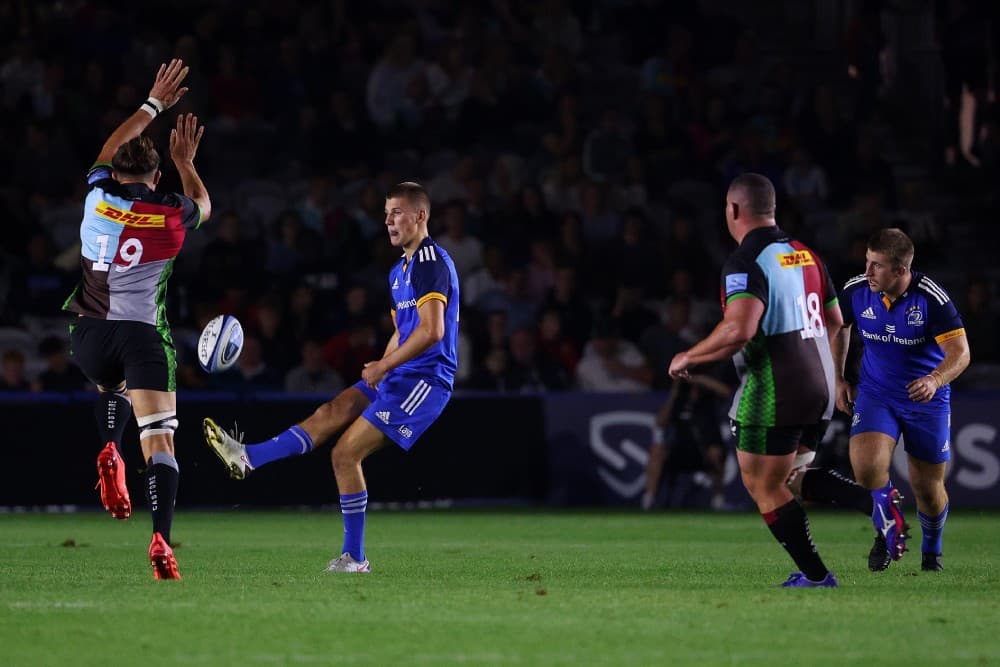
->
[721,226,838,426]
[388,237,460,388]
[841,271,965,404]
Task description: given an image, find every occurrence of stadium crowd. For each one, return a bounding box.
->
[1,0,998,395]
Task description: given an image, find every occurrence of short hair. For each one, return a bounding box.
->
[729,173,776,217]
[386,181,431,217]
[867,227,914,270]
[112,136,160,176]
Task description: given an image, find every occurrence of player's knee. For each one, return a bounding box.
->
[137,411,179,441]
[331,442,360,473]
[312,399,351,433]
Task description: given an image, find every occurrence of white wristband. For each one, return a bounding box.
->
[147,96,165,113]
[140,101,158,117]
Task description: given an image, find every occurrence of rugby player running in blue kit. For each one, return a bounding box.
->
[834,228,970,571]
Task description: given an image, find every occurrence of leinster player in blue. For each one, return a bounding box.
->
[834,228,969,572]
[203,182,459,572]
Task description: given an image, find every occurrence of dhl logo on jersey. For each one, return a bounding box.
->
[94,201,165,227]
[777,250,815,268]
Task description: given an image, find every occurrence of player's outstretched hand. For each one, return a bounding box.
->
[149,58,190,110]
[906,374,938,403]
[834,378,856,414]
[169,113,204,165]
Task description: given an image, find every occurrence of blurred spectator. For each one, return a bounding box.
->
[468,345,510,391]
[639,296,701,390]
[582,108,635,184]
[579,181,621,243]
[251,295,297,376]
[366,32,425,131]
[33,335,89,392]
[425,40,474,122]
[1,40,44,111]
[525,238,557,303]
[463,243,507,310]
[210,45,261,124]
[541,265,593,350]
[783,147,829,213]
[503,327,570,392]
[488,153,524,211]
[499,268,538,332]
[324,319,378,383]
[428,155,477,204]
[436,201,483,280]
[639,25,693,98]
[575,319,653,392]
[537,307,580,377]
[285,338,345,394]
[937,0,994,168]
[542,154,585,213]
[198,211,266,294]
[963,274,999,363]
[266,210,311,277]
[635,95,695,190]
[841,130,897,208]
[610,284,660,345]
[610,208,659,292]
[0,348,30,392]
[232,334,283,390]
[4,230,71,321]
[532,0,583,56]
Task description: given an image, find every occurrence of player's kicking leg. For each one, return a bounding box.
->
[203,385,371,478]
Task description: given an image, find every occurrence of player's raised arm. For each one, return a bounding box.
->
[94,59,189,166]
[169,113,211,222]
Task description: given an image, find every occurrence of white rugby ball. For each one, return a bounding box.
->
[197,314,244,373]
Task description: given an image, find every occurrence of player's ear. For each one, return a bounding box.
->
[153,169,162,186]
[730,202,739,220]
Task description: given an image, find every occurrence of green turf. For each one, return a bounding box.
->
[1,509,998,666]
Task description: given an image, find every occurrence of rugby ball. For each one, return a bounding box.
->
[198,315,244,373]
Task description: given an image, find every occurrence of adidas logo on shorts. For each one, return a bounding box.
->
[861,306,877,320]
[375,411,391,424]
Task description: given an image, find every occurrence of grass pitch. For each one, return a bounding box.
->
[1,509,998,666]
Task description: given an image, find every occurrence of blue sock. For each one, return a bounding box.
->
[340,490,368,561]
[919,503,949,555]
[245,425,313,468]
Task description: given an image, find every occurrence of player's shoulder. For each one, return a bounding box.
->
[413,238,457,275]
[86,163,116,191]
[912,272,952,305]
[842,273,868,294]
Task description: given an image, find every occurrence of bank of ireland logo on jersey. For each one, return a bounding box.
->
[725,273,748,296]
[906,304,924,326]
